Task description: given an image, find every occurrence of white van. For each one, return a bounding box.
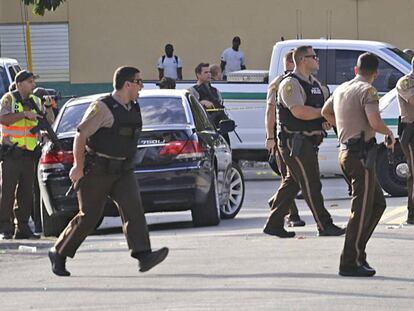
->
[0,57,21,98]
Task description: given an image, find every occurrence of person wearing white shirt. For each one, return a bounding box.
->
[220,36,246,79]
[157,44,183,80]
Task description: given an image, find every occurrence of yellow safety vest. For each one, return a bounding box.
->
[1,93,41,151]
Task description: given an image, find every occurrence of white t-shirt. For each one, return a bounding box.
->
[220,48,245,75]
[157,55,183,79]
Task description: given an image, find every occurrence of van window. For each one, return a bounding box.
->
[0,66,10,97]
[333,49,403,93]
[314,49,326,84]
[8,66,17,81]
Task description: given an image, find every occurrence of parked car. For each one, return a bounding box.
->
[38,89,245,236]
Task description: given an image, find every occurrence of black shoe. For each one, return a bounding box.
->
[287,216,306,227]
[48,247,70,277]
[138,247,169,273]
[296,192,304,200]
[361,261,376,274]
[406,217,414,225]
[0,229,13,240]
[14,224,41,240]
[318,223,346,236]
[263,227,295,238]
[339,265,376,277]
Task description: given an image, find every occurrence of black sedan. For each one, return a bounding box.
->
[38,89,245,236]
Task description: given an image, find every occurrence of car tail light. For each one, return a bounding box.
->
[159,140,204,159]
[40,150,74,164]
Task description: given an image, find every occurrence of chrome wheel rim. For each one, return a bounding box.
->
[221,166,244,215]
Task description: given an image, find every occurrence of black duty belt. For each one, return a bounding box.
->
[10,147,36,158]
[86,152,133,174]
[283,131,324,146]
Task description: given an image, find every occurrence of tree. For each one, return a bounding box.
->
[22,0,66,16]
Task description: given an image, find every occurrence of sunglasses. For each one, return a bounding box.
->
[130,79,143,85]
[304,55,319,60]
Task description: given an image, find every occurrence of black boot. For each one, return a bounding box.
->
[263,226,295,238]
[339,264,376,277]
[318,223,346,236]
[136,247,169,273]
[287,215,306,227]
[14,223,40,240]
[48,247,71,277]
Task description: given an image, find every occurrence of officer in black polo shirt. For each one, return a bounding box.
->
[190,62,230,144]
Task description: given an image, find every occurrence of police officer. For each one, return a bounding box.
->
[265,50,305,227]
[0,70,54,240]
[263,45,345,238]
[396,57,414,225]
[48,66,168,276]
[322,52,395,277]
[190,63,230,144]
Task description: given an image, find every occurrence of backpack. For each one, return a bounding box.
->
[162,55,179,64]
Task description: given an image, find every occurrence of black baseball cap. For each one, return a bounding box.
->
[15,70,39,83]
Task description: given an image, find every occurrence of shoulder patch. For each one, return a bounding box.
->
[85,102,100,117]
[367,87,379,101]
[400,77,410,90]
[284,82,293,95]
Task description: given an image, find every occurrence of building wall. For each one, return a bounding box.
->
[0,0,413,86]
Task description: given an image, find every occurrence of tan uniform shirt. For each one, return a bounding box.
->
[266,75,284,106]
[78,93,134,157]
[396,72,414,123]
[323,75,379,143]
[0,92,55,146]
[277,70,326,135]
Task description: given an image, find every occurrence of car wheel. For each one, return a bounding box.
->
[220,161,245,219]
[41,199,71,237]
[191,170,221,227]
[376,145,408,197]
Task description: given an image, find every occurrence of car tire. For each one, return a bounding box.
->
[220,161,245,219]
[376,145,408,197]
[191,170,221,227]
[41,199,71,237]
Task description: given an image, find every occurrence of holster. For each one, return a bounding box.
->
[362,144,377,170]
[400,122,414,146]
[290,133,305,157]
[344,137,377,169]
[88,153,134,175]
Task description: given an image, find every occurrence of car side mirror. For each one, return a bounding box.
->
[217,119,235,134]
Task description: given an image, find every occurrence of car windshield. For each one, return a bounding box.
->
[56,102,89,134]
[56,96,189,134]
[139,96,189,126]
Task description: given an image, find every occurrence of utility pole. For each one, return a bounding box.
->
[23,4,33,71]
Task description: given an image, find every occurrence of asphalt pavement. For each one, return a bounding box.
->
[0,172,413,311]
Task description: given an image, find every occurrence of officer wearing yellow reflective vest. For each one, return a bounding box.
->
[0,70,54,239]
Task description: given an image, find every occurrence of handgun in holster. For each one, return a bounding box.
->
[359,132,377,170]
[290,133,305,157]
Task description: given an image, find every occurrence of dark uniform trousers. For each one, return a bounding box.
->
[400,139,414,220]
[338,150,386,268]
[264,136,333,231]
[268,146,300,217]
[0,154,36,232]
[55,160,151,258]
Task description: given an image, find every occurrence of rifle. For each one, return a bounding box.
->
[24,97,62,150]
